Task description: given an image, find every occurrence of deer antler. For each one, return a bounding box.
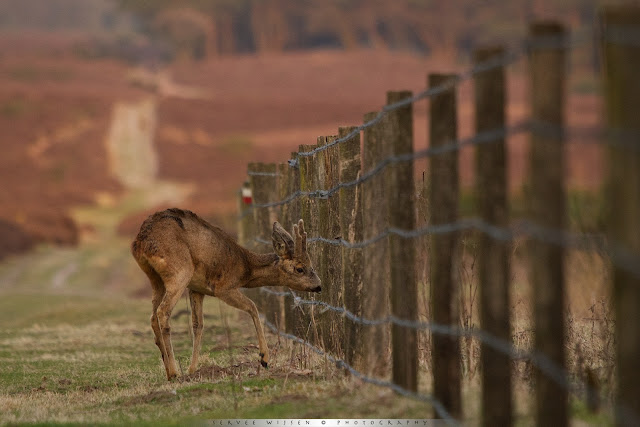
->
[293,219,307,257]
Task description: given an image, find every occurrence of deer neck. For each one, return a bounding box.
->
[243,251,281,288]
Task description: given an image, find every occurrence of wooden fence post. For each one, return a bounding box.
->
[277,163,290,233]
[316,135,344,356]
[428,74,462,417]
[361,111,391,375]
[249,162,278,314]
[269,162,291,330]
[298,145,320,345]
[528,21,567,427]
[285,153,303,337]
[601,7,640,425]
[474,46,512,427]
[246,163,264,310]
[338,126,363,366]
[386,91,418,393]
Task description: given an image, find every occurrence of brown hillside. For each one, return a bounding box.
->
[0,30,604,254]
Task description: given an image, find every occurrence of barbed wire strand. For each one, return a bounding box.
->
[260,317,459,426]
[253,217,640,279]
[247,171,281,177]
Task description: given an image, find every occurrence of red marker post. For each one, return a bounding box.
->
[242,182,252,205]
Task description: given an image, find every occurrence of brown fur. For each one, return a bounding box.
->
[131,208,320,380]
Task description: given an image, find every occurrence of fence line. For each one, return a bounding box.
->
[236,11,640,425]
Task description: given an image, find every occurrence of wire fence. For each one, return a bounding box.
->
[237,12,640,426]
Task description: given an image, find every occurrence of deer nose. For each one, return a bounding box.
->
[312,286,321,293]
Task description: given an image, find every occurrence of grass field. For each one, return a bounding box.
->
[0,244,439,424]
[0,187,437,425]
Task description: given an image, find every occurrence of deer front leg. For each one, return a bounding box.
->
[216,289,269,368]
[188,290,205,374]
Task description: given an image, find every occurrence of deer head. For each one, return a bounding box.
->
[271,219,321,293]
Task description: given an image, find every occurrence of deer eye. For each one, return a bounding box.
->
[295,267,304,274]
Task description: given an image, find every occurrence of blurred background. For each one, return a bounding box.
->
[0,0,605,262]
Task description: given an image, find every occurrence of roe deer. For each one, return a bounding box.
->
[131,208,320,380]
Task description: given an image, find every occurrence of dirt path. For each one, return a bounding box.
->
[75,97,193,241]
[106,98,159,189]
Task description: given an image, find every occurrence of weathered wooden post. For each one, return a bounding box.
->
[247,162,275,311]
[386,91,418,393]
[253,162,279,315]
[266,162,290,329]
[338,126,363,366]
[361,111,391,375]
[474,45,512,427]
[528,21,567,427]
[316,135,344,355]
[285,153,303,337]
[601,7,640,426]
[428,74,462,417]
[298,145,320,345]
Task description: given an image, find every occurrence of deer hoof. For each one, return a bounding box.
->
[259,353,268,369]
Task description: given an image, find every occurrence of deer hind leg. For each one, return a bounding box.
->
[150,276,167,365]
[217,288,269,368]
[136,260,170,375]
[188,290,205,374]
[154,258,194,381]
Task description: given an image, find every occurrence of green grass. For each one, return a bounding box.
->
[0,252,436,424]
[0,273,440,424]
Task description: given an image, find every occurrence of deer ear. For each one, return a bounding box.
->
[272,221,294,259]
